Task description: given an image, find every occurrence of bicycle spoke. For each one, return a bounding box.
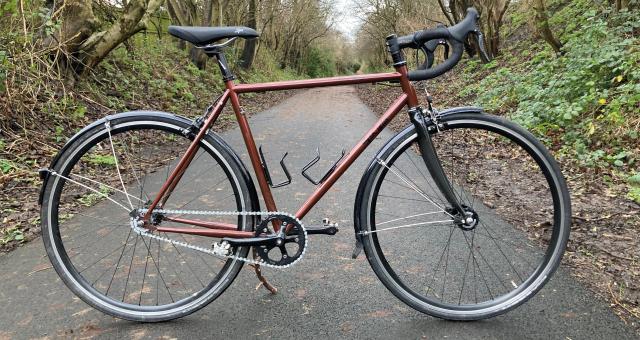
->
[458,230,475,305]
[44,119,251,318]
[70,173,145,204]
[376,158,453,218]
[51,171,131,212]
[122,235,140,302]
[377,194,434,203]
[463,230,508,291]
[440,231,452,300]
[369,117,566,315]
[404,151,447,206]
[106,122,134,210]
[376,211,447,226]
[425,226,455,297]
[139,236,175,304]
[106,229,133,296]
[160,233,198,294]
[478,221,525,284]
[138,236,152,306]
[167,240,206,289]
[461,230,495,300]
[367,219,454,234]
[121,134,152,203]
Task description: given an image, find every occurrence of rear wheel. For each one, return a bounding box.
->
[358,113,571,320]
[41,113,255,322]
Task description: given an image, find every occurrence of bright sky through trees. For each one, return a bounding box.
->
[334,0,361,41]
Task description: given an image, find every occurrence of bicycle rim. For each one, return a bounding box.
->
[361,113,570,319]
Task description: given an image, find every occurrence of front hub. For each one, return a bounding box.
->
[448,205,479,231]
[459,209,479,231]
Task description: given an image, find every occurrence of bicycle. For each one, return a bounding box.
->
[38,8,571,322]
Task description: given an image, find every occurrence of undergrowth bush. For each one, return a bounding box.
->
[304,47,337,78]
[467,4,639,178]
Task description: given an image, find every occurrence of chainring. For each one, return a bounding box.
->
[254,214,306,266]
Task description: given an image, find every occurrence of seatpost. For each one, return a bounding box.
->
[213,52,235,82]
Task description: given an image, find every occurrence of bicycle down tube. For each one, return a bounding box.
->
[143,65,424,238]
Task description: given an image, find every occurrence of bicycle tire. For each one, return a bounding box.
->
[356,112,571,320]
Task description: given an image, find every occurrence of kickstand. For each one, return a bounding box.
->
[249,248,278,294]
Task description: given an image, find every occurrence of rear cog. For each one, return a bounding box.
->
[254,214,306,266]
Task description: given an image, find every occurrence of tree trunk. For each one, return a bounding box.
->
[189,0,215,70]
[437,0,455,26]
[615,0,631,11]
[531,0,563,55]
[42,0,98,74]
[46,0,163,77]
[240,0,257,69]
[79,0,164,73]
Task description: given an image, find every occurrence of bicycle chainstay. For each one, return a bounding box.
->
[131,209,307,269]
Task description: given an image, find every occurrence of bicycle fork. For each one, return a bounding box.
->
[408,107,467,222]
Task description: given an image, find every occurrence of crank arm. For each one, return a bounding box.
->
[306,226,338,235]
[222,236,280,247]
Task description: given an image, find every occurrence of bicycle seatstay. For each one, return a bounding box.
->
[143,89,231,225]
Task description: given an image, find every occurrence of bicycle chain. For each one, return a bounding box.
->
[131,209,307,269]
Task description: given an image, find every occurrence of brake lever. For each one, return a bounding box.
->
[419,39,449,70]
[473,30,491,61]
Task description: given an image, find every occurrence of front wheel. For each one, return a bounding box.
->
[357,112,571,320]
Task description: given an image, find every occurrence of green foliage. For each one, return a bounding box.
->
[1,0,18,16]
[629,172,640,203]
[468,5,640,170]
[87,154,116,167]
[335,60,361,75]
[78,185,111,207]
[54,125,65,143]
[0,49,7,93]
[0,227,24,245]
[0,159,15,174]
[72,105,87,119]
[629,187,640,204]
[304,47,336,78]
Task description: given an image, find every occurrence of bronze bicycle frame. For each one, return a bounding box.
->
[143,63,419,238]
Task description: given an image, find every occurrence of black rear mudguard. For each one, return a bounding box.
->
[38,111,260,214]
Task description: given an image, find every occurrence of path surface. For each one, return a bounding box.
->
[0,87,636,339]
